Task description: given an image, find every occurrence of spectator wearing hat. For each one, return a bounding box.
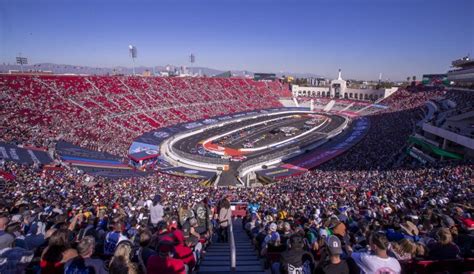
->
[350,232,401,274]
[261,222,282,256]
[147,241,186,274]
[454,218,474,257]
[315,235,349,274]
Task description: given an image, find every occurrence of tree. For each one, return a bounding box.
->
[412,75,416,81]
[407,77,410,82]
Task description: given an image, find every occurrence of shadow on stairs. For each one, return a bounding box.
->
[198,218,266,274]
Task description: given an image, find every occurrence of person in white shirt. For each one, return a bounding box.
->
[150,194,164,227]
[350,232,401,274]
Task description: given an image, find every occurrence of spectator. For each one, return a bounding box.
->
[277,234,314,274]
[104,220,128,256]
[315,235,349,274]
[427,228,461,260]
[109,241,138,274]
[135,229,157,273]
[351,232,401,274]
[150,195,164,228]
[65,236,107,274]
[0,216,14,250]
[218,198,232,243]
[40,229,78,274]
[147,241,186,274]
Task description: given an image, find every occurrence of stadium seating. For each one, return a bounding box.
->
[1,75,289,156]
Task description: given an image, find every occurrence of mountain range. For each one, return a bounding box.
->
[0,63,323,78]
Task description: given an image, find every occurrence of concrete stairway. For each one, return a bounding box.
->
[198,219,265,274]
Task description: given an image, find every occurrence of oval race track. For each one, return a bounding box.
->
[158,109,350,186]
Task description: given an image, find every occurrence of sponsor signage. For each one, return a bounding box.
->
[0,142,53,165]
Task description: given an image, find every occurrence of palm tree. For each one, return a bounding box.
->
[407,77,410,82]
[412,76,416,81]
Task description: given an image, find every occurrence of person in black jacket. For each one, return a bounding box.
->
[276,234,314,274]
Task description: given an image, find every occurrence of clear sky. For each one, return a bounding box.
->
[0,0,473,80]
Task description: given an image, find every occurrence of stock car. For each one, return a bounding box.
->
[230,155,247,162]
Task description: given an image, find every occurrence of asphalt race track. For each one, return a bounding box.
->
[170,112,346,186]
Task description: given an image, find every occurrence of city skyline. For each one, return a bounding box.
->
[1,0,473,80]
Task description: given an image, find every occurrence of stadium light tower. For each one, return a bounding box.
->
[189,53,195,75]
[16,53,28,73]
[129,45,137,75]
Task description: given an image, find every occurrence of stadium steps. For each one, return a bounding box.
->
[198,219,265,274]
[323,100,336,112]
[340,102,354,112]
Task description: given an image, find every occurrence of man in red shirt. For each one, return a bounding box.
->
[147,241,186,274]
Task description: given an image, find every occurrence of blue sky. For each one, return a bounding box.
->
[0,0,473,80]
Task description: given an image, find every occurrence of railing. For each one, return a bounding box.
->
[229,219,236,272]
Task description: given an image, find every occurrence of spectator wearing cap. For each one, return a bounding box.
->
[277,234,314,274]
[427,227,460,260]
[147,241,186,274]
[150,195,164,228]
[315,235,349,274]
[261,222,282,256]
[454,218,474,257]
[350,232,401,274]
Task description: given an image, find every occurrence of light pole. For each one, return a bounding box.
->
[129,45,137,75]
[189,53,195,76]
[16,53,28,73]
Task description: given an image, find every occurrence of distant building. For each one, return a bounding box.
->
[447,56,474,87]
[291,69,398,101]
[422,74,448,86]
[306,77,328,86]
[213,71,232,78]
[254,73,276,81]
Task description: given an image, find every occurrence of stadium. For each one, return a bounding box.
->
[1,1,474,274]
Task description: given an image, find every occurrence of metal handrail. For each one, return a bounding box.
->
[229,218,236,272]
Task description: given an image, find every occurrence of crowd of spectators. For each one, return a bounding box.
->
[1,157,473,273]
[1,78,473,273]
[1,75,289,156]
